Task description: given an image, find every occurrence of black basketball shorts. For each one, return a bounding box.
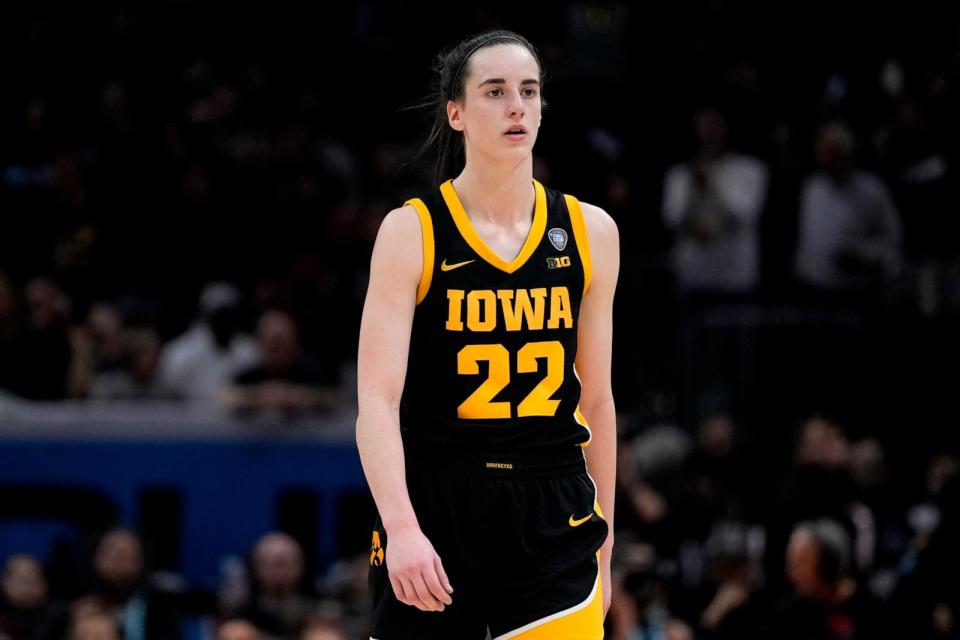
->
[368,441,608,639]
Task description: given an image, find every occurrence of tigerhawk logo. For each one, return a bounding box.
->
[370,531,384,567]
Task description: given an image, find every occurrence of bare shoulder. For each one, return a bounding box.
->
[578,201,619,248]
[369,203,425,286]
[378,203,422,241]
[374,204,422,257]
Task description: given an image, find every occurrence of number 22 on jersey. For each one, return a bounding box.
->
[457,341,563,419]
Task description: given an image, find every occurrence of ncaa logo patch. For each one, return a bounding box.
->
[548,227,568,251]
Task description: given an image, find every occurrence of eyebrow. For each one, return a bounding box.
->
[476,78,540,88]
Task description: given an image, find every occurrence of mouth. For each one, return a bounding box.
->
[504,126,528,141]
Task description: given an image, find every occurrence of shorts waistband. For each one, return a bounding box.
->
[402,437,587,478]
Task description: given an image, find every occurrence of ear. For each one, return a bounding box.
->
[447,99,464,132]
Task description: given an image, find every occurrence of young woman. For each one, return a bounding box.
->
[356,30,620,639]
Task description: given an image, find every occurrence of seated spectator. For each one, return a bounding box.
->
[67,610,120,640]
[91,328,175,400]
[157,282,258,404]
[766,519,885,639]
[68,303,127,398]
[223,311,338,418]
[235,532,316,640]
[607,541,693,640]
[45,528,181,640]
[691,522,767,640]
[0,554,52,640]
[216,618,261,640]
[6,278,73,400]
[0,272,22,397]
[297,608,346,640]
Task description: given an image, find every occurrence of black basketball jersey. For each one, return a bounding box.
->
[398,178,594,453]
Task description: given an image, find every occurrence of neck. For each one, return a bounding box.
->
[451,155,535,226]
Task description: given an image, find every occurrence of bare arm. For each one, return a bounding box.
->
[356,204,453,613]
[576,201,620,616]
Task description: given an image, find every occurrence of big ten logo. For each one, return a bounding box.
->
[546,256,571,269]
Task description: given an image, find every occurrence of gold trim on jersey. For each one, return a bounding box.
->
[572,363,592,447]
[404,198,435,304]
[440,179,547,274]
[564,194,593,296]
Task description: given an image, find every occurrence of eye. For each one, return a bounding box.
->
[523,88,538,97]
[487,88,503,97]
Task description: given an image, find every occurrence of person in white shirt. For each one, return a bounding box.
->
[156,281,259,403]
[662,109,769,294]
[794,122,903,295]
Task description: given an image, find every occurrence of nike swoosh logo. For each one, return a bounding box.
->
[569,513,593,527]
[440,259,475,272]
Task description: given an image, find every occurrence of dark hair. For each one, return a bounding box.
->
[411,30,546,185]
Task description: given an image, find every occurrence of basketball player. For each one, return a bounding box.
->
[356,30,619,639]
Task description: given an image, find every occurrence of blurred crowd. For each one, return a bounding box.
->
[3,2,960,639]
[2,414,957,639]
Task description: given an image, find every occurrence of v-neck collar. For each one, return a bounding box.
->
[440,178,547,274]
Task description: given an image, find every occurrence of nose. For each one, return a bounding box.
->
[507,89,525,117]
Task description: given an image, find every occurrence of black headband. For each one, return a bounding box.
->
[449,36,527,101]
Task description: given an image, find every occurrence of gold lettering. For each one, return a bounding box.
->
[497,288,546,331]
[445,290,465,331]
[548,287,573,329]
[466,290,497,332]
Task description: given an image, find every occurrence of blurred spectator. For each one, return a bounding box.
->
[893,470,960,637]
[685,414,754,536]
[296,607,347,640]
[69,304,127,398]
[607,541,693,640]
[67,611,121,640]
[216,618,260,640]
[318,554,374,640]
[689,522,767,640]
[874,93,956,263]
[45,528,181,640]
[765,415,866,592]
[615,425,690,552]
[662,108,769,294]
[0,273,21,397]
[222,311,338,418]
[766,519,885,639]
[157,282,258,403]
[0,554,51,640]
[91,329,174,400]
[794,122,904,299]
[3,278,74,400]
[235,532,315,640]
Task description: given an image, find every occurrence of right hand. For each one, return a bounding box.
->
[385,523,454,612]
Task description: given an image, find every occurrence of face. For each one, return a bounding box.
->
[785,530,821,597]
[94,530,143,589]
[258,312,299,373]
[253,533,304,595]
[447,43,542,165]
[70,614,121,640]
[217,620,260,640]
[301,628,345,640]
[2,554,48,608]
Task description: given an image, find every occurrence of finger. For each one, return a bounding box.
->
[411,573,444,611]
[424,569,452,606]
[389,575,409,605]
[434,555,454,594]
